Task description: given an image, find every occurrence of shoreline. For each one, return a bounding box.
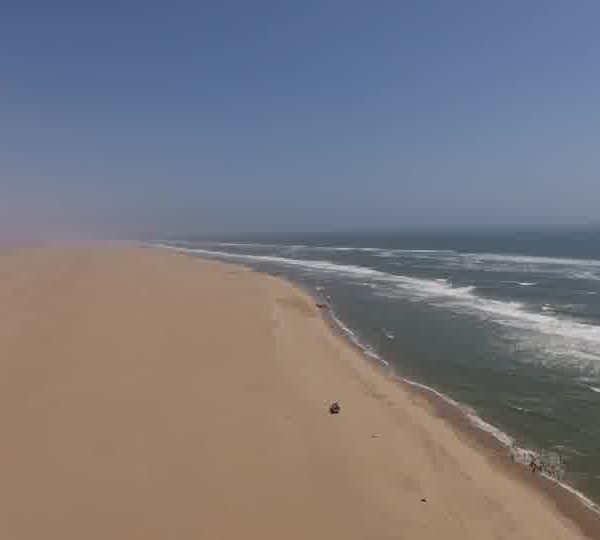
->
[298,278,600,538]
[156,243,600,530]
[170,249,600,537]
[1,245,597,539]
[296,276,600,537]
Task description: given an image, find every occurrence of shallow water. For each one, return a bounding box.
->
[160,228,600,504]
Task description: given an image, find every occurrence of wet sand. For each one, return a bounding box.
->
[0,247,596,539]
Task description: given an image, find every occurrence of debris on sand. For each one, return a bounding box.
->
[329,402,340,415]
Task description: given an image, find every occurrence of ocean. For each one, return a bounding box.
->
[158,227,600,507]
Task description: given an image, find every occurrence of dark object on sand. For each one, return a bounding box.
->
[421,498,427,503]
[316,303,327,309]
[530,458,540,475]
[329,402,340,415]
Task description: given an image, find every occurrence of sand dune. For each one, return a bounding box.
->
[0,247,594,539]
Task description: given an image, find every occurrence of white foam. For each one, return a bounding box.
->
[215,243,383,254]
[158,244,477,302]
[156,244,390,279]
[440,252,600,282]
[207,241,283,249]
[182,242,600,281]
[401,379,600,515]
[462,252,600,268]
[332,314,361,343]
[568,271,600,281]
[402,378,459,407]
[401,379,515,446]
[375,249,455,257]
[465,410,516,447]
[157,240,600,515]
[499,280,539,287]
[333,310,600,517]
[375,250,397,258]
[383,374,514,449]
[550,479,600,515]
[156,243,600,371]
[331,315,385,365]
[205,243,600,272]
[177,241,461,257]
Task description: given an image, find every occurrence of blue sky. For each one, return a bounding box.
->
[2,1,599,238]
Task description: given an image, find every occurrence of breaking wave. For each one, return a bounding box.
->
[156,243,600,372]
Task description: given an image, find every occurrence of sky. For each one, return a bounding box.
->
[1,1,600,239]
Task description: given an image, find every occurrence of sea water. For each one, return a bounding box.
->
[158,227,600,505]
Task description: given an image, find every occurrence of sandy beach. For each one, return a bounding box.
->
[0,247,595,539]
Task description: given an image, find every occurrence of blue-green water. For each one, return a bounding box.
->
[160,228,600,507]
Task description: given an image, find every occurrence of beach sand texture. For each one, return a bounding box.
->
[0,247,594,539]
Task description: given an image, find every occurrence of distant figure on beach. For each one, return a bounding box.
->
[530,458,539,475]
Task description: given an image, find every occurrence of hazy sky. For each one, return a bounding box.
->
[2,1,600,239]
